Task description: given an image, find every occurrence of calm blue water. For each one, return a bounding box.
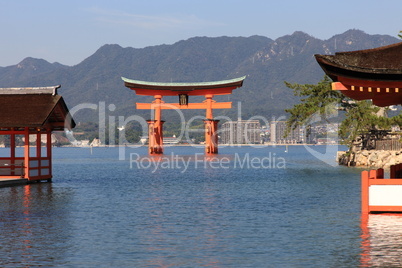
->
[0,145,394,267]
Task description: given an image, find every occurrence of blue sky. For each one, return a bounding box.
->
[0,0,400,67]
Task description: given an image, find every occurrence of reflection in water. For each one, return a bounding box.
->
[141,179,224,267]
[361,214,402,267]
[0,183,71,267]
[22,186,33,265]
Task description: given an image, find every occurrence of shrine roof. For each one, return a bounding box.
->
[122,76,246,95]
[315,42,402,81]
[0,86,75,130]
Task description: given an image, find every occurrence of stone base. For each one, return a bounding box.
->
[337,150,402,169]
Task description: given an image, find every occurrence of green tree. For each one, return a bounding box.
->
[338,100,380,149]
[284,76,401,150]
[284,76,342,130]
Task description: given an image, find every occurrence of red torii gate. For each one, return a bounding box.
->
[122,76,245,154]
[315,41,402,214]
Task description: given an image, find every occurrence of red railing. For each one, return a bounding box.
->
[362,164,402,213]
[27,157,52,180]
[0,157,51,180]
[0,157,24,177]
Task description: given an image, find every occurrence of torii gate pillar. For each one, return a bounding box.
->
[204,94,219,154]
[147,95,164,154]
[146,94,220,155]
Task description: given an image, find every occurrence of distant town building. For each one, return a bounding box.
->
[138,135,180,145]
[26,134,58,144]
[90,138,101,147]
[140,136,148,145]
[270,121,302,144]
[80,140,90,147]
[221,120,261,144]
[163,136,179,145]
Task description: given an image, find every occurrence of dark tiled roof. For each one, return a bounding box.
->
[0,86,60,95]
[0,87,75,130]
[315,42,402,81]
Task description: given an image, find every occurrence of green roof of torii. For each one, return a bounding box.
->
[122,76,246,91]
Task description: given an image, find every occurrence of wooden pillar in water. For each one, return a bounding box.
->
[10,128,15,176]
[148,95,164,154]
[37,129,42,179]
[204,119,219,154]
[47,128,52,180]
[204,94,219,154]
[23,127,30,179]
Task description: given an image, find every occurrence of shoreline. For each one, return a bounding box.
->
[56,143,339,148]
[0,143,341,149]
[338,149,402,170]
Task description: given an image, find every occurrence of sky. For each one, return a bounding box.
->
[0,0,401,67]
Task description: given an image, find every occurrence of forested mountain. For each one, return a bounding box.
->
[0,29,399,123]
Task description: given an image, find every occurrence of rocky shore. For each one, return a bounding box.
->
[337,150,402,169]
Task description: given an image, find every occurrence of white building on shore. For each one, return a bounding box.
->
[221,120,261,144]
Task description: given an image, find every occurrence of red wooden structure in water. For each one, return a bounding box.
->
[316,42,402,213]
[122,76,245,154]
[0,86,75,183]
[315,42,402,107]
[361,165,402,213]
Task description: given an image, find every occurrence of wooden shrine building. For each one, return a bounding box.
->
[315,42,402,107]
[122,76,246,154]
[0,86,75,184]
[315,42,402,213]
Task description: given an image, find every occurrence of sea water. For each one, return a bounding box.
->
[0,145,400,267]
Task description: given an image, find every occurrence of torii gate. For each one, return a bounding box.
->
[122,76,245,154]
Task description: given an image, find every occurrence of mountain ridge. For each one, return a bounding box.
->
[0,29,399,123]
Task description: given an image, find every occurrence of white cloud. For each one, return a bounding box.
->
[87,7,223,30]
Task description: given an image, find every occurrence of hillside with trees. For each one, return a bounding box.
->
[0,29,399,126]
